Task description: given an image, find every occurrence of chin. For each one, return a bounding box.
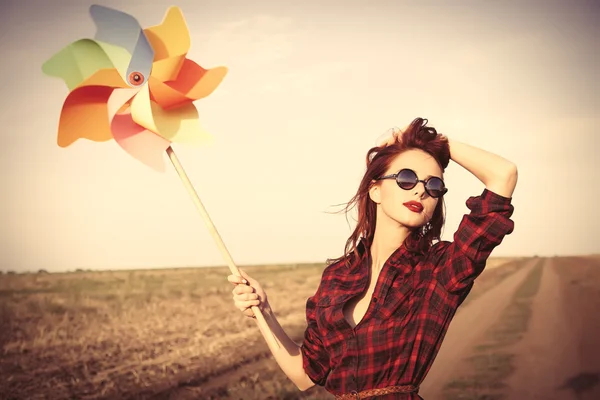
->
[396,217,425,230]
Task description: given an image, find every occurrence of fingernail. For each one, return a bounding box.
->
[242,279,247,284]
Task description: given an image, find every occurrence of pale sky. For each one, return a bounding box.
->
[1,0,598,273]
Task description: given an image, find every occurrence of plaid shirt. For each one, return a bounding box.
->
[301,189,515,399]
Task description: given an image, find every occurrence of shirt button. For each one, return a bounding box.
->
[372,297,378,303]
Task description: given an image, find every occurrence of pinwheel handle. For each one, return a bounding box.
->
[165,146,280,351]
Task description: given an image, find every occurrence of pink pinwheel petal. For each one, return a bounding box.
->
[111,112,171,172]
[107,87,171,171]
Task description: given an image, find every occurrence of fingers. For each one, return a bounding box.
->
[227,269,264,319]
[227,274,247,285]
[235,292,259,301]
[238,268,254,283]
[232,284,254,296]
[233,291,261,314]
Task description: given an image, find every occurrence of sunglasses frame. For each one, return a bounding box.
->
[375,168,448,198]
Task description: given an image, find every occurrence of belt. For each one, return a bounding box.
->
[335,385,419,399]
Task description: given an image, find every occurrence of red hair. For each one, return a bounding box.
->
[328,117,450,268]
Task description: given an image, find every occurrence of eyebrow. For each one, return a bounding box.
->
[417,173,444,181]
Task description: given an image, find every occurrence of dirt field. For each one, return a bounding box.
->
[1,256,598,400]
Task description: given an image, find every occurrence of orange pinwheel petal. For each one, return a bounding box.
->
[57,86,115,147]
[168,59,228,101]
[150,59,228,109]
[79,68,129,89]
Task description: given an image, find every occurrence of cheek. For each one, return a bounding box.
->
[425,200,438,218]
[381,185,406,205]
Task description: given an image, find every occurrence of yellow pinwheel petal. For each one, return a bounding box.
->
[144,6,190,59]
[149,56,186,83]
[130,84,212,145]
[150,103,213,145]
[129,84,159,132]
[143,6,190,81]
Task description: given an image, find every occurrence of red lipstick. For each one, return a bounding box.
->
[403,201,423,213]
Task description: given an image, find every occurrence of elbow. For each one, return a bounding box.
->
[298,383,315,392]
[505,162,518,180]
[486,164,518,198]
[295,373,316,391]
[504,163,518,191]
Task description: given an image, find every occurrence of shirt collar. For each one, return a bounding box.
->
[350,236,422,276]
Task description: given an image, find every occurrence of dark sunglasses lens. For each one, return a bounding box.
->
[396,169,418,189]
[426,178,445,197]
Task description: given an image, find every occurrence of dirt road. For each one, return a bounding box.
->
[420,256,600,400]
[419,258,538,398]
[505,256,600,400]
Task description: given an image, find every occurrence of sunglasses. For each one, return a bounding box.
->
[375,168,448,198]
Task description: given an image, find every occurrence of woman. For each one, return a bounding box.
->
[228,118,517,399]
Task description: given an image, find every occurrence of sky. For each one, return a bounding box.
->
[1,0,598,273]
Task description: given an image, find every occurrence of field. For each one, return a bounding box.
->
[1,256,599,400]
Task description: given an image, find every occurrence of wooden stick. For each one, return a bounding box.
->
[165,146,280,350]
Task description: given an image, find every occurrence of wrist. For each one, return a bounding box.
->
[262,301,273,316]
[445,137,453,160]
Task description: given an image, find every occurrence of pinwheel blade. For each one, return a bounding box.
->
[130,84,212,145]
[42,39,128,90]
[90,4,154,86]
[107,88,170,171]
[56,86,116,146]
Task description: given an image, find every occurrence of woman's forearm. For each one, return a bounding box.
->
[254,305,316,391]
[447,138,518,198]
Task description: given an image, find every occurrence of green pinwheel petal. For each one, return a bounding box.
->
[41,39,121,90]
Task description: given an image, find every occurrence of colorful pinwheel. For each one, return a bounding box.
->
[42,5,278,349]
[42,5,227,171]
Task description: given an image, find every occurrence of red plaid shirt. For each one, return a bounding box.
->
[301,189,515,399]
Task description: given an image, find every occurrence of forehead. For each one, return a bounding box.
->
[387,149,443,178]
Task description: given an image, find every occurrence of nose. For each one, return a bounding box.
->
[414,180,428,198]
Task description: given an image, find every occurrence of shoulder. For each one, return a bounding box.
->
[319,258,352,285]
[310,256,357,300]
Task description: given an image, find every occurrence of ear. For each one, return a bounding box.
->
[369,181,381,204]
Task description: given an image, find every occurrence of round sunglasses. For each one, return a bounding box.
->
[375,168,448,198]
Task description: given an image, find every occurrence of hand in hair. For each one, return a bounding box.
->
[377,119,447,148]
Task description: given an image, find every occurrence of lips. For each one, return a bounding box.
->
[403,201,423,213]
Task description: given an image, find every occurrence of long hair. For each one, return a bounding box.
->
[327,117,450,268]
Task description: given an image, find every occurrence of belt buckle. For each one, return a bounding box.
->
[351,390,360,399]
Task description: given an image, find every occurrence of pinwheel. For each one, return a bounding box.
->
[42,5,278,349]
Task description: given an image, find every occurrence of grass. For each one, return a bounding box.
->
[0,263,328,400]
[442,258,545,400]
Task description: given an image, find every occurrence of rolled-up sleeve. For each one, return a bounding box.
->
[431,188,515,293]
[301,295,331,386]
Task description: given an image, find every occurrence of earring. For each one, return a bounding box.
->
[421,222,432,236]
